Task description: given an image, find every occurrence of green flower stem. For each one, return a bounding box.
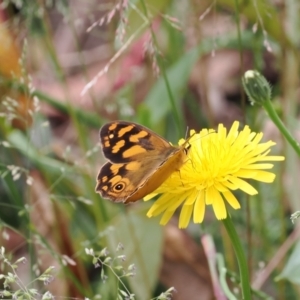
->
[222,216,251,300]
[262,99,300,157]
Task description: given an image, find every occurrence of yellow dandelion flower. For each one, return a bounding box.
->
[144,121,285,229]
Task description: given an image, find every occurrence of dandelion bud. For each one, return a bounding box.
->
[242,70,271,105]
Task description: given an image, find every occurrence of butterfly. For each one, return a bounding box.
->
[95,121,192,203]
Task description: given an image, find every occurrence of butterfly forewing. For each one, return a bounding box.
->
[100,121,171,163]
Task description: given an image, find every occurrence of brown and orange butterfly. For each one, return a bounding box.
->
[95,121,192,203]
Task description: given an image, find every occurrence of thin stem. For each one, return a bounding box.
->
[139,0,183,136]
[222,215,252,300]
[0,77,102,128]
[234,0,246,115]
[216,253,237,300]
[245,194,252,279]
[252,224,300,289]
[263,99,300,157]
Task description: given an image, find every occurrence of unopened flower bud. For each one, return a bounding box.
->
[242,70,271,105]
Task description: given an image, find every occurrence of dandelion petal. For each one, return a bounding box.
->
[253,171,276,182]
[179,205,193,228]
[235,170,258,178]
[144,193,157,201]
[206,186,219,205]
[222,191,240,209]
[193,191,205,223]
[160,210,175,225]
[212,192,227,220]
[243,163,274,169]
[228,176,258,195]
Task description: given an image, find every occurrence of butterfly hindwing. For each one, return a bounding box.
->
[96,162,137,202]
[96,147,180,202]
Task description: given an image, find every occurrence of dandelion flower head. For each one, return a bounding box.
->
[144,121,284,228]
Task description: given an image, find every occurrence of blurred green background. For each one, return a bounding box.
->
[0,0,299,299]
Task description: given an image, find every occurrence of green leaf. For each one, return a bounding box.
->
[2,290,12,296]
[7,131,74,176]
[276,240,300,284]
[144,46,200,126]
[107,208,163,300]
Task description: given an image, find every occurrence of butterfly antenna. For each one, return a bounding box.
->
[185,126,189,139]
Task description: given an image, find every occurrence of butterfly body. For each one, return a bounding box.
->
[96,121,191,203]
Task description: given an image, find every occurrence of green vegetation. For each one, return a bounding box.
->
[0,0,299,299]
